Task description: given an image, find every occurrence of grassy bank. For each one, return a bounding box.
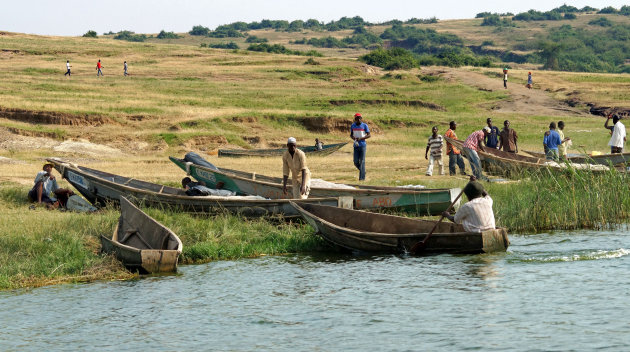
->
[3,165,630,289]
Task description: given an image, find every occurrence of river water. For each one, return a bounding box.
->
[2,230,629,351]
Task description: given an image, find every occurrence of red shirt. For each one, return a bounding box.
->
[463,131,485,151]
[97,62,102,68]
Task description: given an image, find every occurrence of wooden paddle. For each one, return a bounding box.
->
[409,183,468,255]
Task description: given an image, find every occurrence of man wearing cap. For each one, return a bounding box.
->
[28,163,74,208]
[462,127,491,181]
[350,113,370,181]
[282,137,311,199]
[441,176,495,233]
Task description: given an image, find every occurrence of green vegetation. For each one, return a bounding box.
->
[247,43,322,56]
[82,30,97,38]
[156,30,181,39]
[113,30,147,42]
[480,15,515,27]
[208,42,240,50]
[245,35,268,43]
[588,17,613,26]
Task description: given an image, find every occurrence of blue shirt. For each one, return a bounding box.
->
[544,130,562,150]
[351,122,370,148]
[485,126,500,148]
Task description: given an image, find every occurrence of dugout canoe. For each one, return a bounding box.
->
[445,137,608,177]
[169,156,461,215]
[47,158,351,218]
[218,142,348,157]
[524,150,630,166]
[101,196,182,273]
[290,202,509,254]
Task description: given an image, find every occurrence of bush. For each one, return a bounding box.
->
[245,36,268,43]
[247,43,322,56]
[589,17,613,27]
[156,30,181,39]
[598,6,618,14]
[620,5,630,16]
[304,58,320,65]
[481,40,495,46]
[359,47,417,70]
[189,25,210,36]
[209,28,245,38]
[209,42,240,49]
[113,31,147,42]
[481,15,515,27]
[82,30,97,38]
[563,13,577,20]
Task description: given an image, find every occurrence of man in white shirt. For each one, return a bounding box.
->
[64,60,71,76]
[605,114,626,153]
[27,163,74,208]
[442,176,496,233]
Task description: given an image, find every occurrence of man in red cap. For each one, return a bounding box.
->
[350,113,370,180]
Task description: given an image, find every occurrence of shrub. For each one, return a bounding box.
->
[113,31,147,42]
[209,28,245,38]
[481,40,495,46]
[156,30,181,39]
[304,58,320,65]
[209,42,240,49]
[189,25,210,36]
[481,14,515,27]
[359,47,417,70]
[82,30,97,38]
[598,6,618,14]
[563,13,577,20]
[245,36,268,43]
[620,5,630,16]
[589,17,613,27]
[247,43,322,56]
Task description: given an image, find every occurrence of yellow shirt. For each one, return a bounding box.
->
[282,149,311,186]
[558,129,566,157]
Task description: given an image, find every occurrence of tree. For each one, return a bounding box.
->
[538,41,562,70]
[82,30,97,38]
[189,25,210,36]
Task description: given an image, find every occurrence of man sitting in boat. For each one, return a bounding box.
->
[315,138,324,151]
[28,162,74,209]
[441,176,495,232]
[181,177,235,197]
[282,137,311,199]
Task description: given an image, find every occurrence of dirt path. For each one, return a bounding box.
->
[438,68,591,117]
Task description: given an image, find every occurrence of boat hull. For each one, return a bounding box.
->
[219,142,347,157]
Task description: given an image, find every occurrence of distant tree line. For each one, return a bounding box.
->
[246,43,323,57]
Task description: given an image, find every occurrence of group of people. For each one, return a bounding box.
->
[63,59,128,77]
[425,118,518,181]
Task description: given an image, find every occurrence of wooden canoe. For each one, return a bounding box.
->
[218,142,348,157]
[445,137,609,178]
[524,150,630,166]
[169,156,461,215]
[47,158,351,218]
[101,196,183,273]
[290,202,509,254]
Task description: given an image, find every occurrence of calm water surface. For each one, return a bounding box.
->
[2,230,629,351]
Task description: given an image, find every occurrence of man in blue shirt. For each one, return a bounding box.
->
[350,113,370,180]
[543,122,567,162]
[484,118,500,149]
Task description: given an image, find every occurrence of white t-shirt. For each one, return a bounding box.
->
[609,121,626,148]
[454,195,496,233]
[66,62,70,69]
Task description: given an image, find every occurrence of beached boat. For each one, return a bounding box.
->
[290,202,509,254]
[101,196,183,273]
[169,156,461,215]
[47,158,351,218]
[445,137,608,177]
[524,150,630,166]
[218,142,348,157]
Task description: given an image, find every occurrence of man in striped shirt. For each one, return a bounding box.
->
[462,127,490,181]
[442,176,495,233]
[425,126,444,176]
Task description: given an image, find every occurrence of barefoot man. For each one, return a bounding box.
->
[282,137,311,199]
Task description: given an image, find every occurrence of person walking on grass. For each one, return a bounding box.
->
[96,59,103,76]
[124,61,128,76]
[64,60,71,76]
[425,126,444,176]
[442,175,495,233]
[557,121,570,161]
[605,114,626,153]
[445,121,466,176]
[462,127,491,181]
[503,68,508,89]
[543,122,569,162]
[350,113,370,181]
[484,118,500,149]
[527,72,533,89]
[282,137,311,199]
[498,120,518,153]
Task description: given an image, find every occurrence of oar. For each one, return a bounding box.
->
[409,185,467,255]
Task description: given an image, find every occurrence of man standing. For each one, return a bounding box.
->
[557,121,570,161]
[543,122,569,162]
[605,114,626,153]
[444,121,466,176]
[527,72,533,89]
[425,126,444,176]
[484,118,500,149]
[64,60,71,76]
[350,113,370,181]
[282,137,311,199]
[462,127,491,181]
[503,68,508,89]
[442,176,495,233]
[96,59,103,76]
[498,120,518,153]
[124,61,128,76]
